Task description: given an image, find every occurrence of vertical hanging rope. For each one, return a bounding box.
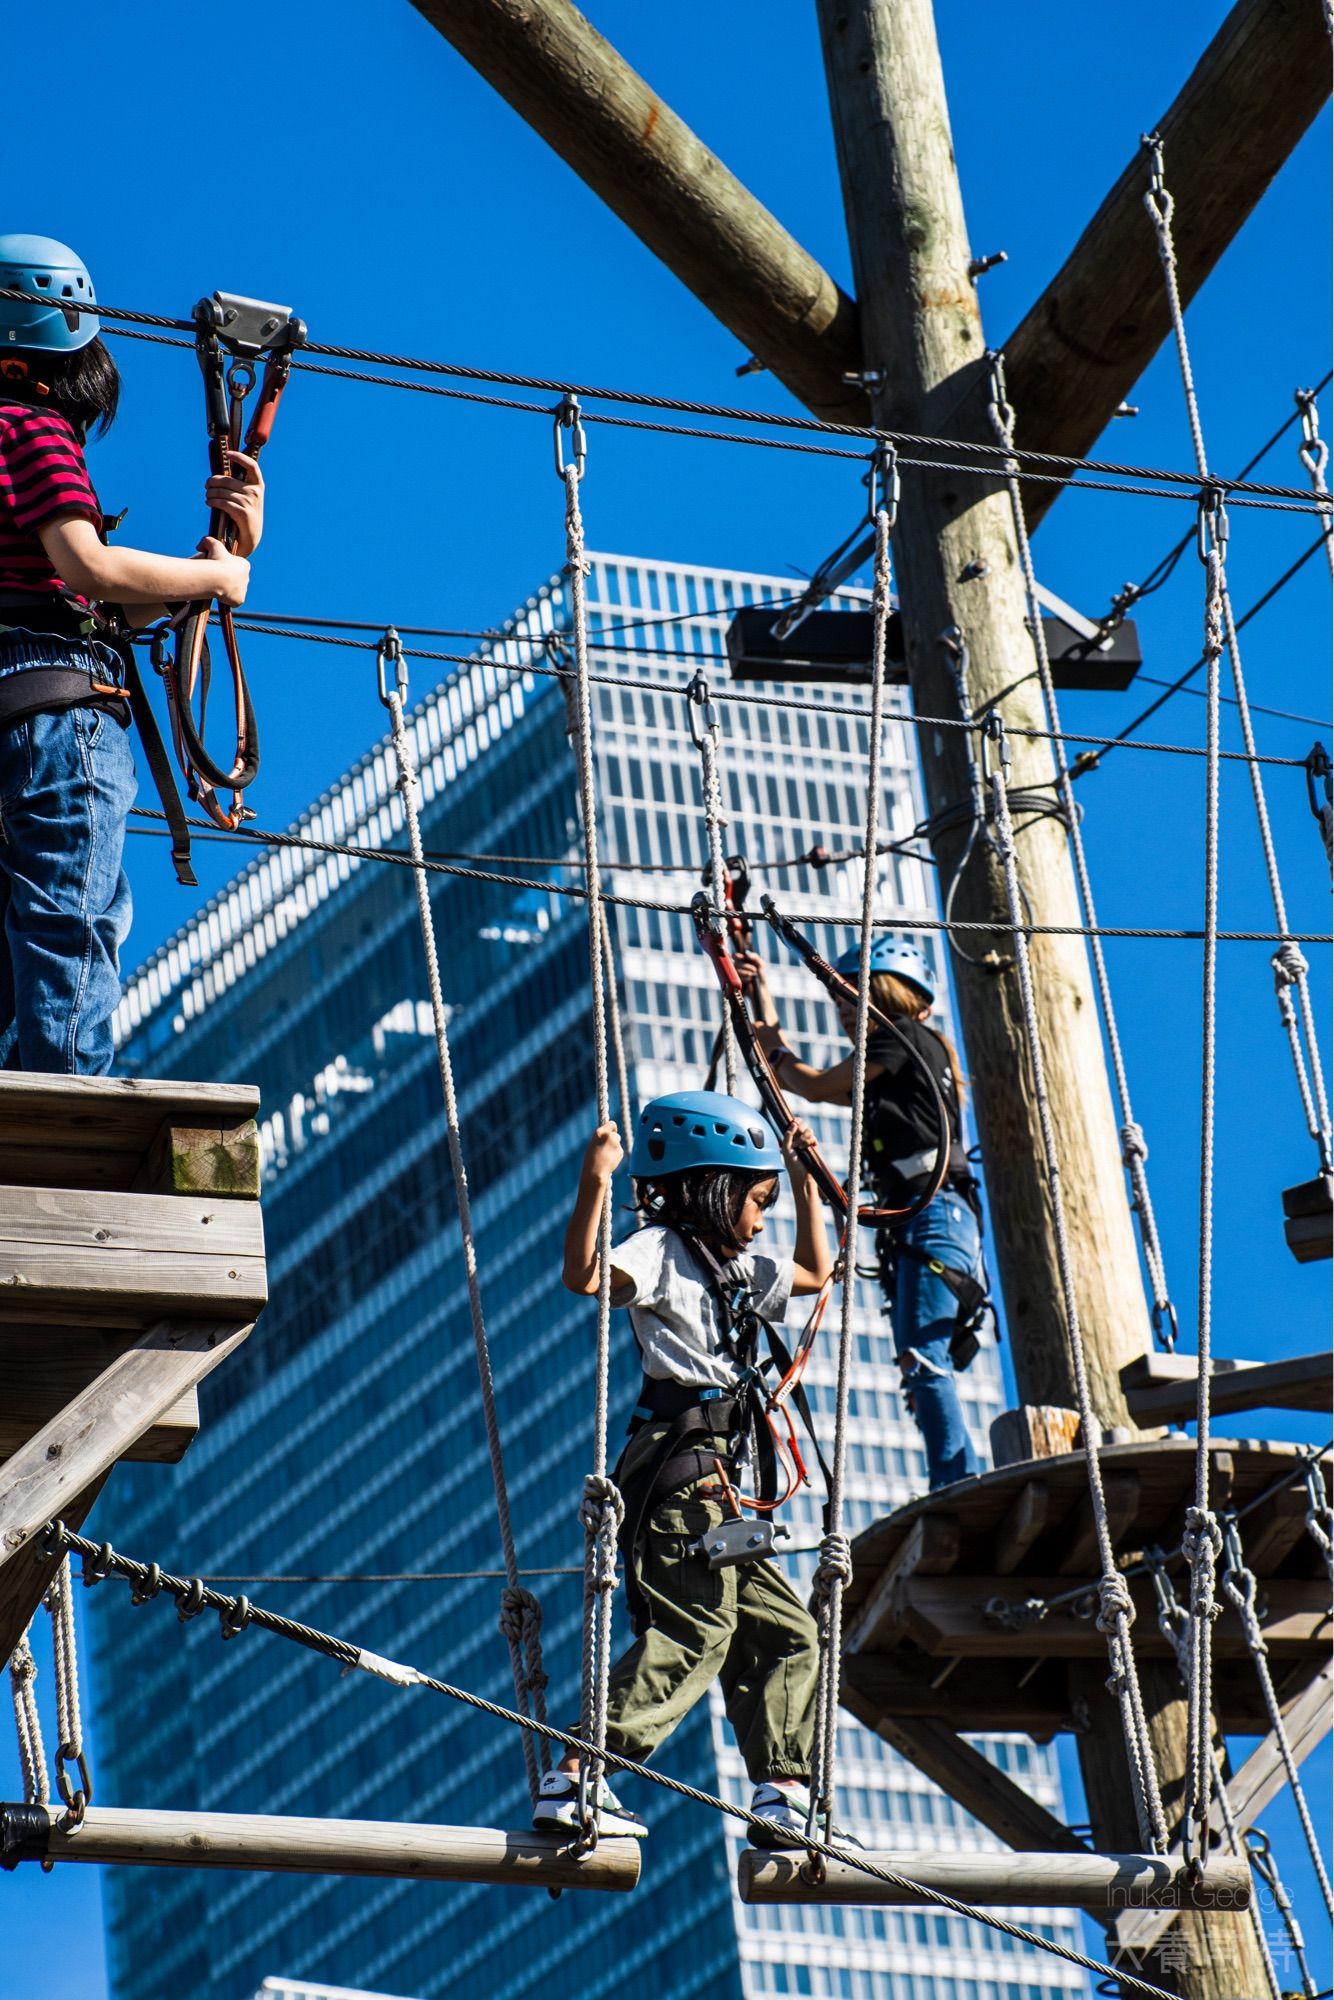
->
[1221,1514,1334,1917]
[556,395,624,1832]
[46,1557,90,1828]
[807,444,897,1848]
[1184,488,1227,1865]
[1296,387,1334,580]
[1145,1553,1284,2000]
[376,629,549,1806]
[1144,134,1332,1187]
[986,353,1178,1351]
[687,673,738,1092]
[559,661,636,1139]
[8,1623,49,1806]
[982,709,1169,1853]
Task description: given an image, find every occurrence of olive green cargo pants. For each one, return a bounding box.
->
[603,1430,819,1783]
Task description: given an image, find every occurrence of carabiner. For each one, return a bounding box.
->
[978,708,1011,784]
[868,440,900,529]
[553,393,587,483]
[376,627,408,708]
[1196,483,1229,565]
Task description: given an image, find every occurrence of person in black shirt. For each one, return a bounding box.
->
[736,934,985,1490]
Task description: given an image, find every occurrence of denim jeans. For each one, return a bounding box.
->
[883,1191,984,1491]
[0,636,136,1075]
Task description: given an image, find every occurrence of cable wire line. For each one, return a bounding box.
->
[43,1522,1182,2000]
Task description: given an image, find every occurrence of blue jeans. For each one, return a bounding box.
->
[883,1192,984,1491]
[0,638,136,1075]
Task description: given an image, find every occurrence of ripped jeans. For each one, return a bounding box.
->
[880,1191,984,1491]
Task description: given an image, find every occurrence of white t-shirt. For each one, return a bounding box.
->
[609,1224,794,1390]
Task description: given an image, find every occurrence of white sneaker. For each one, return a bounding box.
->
[748,1782,862,1850]
[532,1768,647,1839]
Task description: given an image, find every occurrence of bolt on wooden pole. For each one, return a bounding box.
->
[813,4,1268,1994]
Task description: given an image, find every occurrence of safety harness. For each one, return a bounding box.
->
[613,1229,834,1631]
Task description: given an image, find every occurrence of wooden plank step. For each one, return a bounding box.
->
[738,1849,1252,1910]
[1122,1350,1333,1424]
[0,1074,259,1197]
[0,1187,266,1323]
[0,1328,198,1465]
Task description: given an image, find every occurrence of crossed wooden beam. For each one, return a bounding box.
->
[414,0,1328,519]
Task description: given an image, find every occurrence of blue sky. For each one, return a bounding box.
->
[1,4,1329,1996]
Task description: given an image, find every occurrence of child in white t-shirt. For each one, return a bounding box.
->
[536,1089,833,1844]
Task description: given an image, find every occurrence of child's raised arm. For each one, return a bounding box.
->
[562,1122,630,1297]
[785,1119,834,1294]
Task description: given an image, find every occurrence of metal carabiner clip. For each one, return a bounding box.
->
[553,393,587,483]
[978,707,1011,785]
[1196,482,1229,565]
[376,627,408,708]
[868,440,900,529]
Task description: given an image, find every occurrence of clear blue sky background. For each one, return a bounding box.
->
[1,5,1329,1997]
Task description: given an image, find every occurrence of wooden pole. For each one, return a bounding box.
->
[813,6,1268,1994]
[5,1803,641,1892]
[738,1846,1251,1910]
[410,0,866,424]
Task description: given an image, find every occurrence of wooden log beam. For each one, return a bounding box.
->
[0,1328,198,1466]
[845,1512,960,1654]
[894,1576,1327,1657]
[0,1187,266,1325]
[1002,0,1332,528]
[2,1803,640,1892]
[0,1319,253,1584]
[0,1074,258,1194]
[410,0,866,424]
[840,1679,1089,1854]
[1122,1351,1333,1425]
[0,1477,106,1670]
[738,1847,1252,1910]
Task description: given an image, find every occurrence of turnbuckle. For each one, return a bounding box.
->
[553,393,587,482]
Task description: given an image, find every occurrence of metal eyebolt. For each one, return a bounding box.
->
[225,359,256,402]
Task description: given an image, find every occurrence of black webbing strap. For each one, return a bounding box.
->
[121,644,196,887]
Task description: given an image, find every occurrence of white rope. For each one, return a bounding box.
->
[987,355,1178,1351]
[377,630,549,1805]
[1145,134,1332,1184]
[1296,387,1334,580]
[45,1557,90,1827]
[8,1623,49,1806]
[1221,1514,1334,1917]
[1145,1553,1284,1999]
[559,667,636,1138]
[1247,1827,1322,2000]
[557,395,623,1829]
[983,710,1169,1852]
[808,447,897,1845]
[687,674,738,1092]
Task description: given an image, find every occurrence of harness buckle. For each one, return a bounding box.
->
[691,1517,792,1570]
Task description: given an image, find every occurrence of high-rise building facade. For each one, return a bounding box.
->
[94,554,1086,2000]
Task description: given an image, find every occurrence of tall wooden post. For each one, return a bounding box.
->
[814,4,1265,1995]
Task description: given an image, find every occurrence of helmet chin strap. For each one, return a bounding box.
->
[0,356,50,398]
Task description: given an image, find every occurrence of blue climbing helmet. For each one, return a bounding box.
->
[629,1090,784,1180]
[834,933,936,1006]
[0,235,99,353]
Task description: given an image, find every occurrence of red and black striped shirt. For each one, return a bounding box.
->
[0,403,101,600]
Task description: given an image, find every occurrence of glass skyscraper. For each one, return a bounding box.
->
[94,553,1086,2000]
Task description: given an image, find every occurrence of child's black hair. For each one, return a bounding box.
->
[634,1164,778,1254]
[2,336,120,439]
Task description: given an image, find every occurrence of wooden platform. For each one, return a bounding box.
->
[0,1073,265,1666]
[840,1439,1331,1745]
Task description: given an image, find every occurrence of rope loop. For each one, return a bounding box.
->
[1184,1506,1224,1620]
[580,1472,625,1594]
[498,1584,550,1698]
[1119,1120,1148,1165]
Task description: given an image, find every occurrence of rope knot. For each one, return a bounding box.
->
[499,1584,550,1698]
[1119,1120,1148,1165]
[1095,1571,1136,1635]
[813,1532,854,1600]
[1272,939,1309,989]
[1184,1506,1224,1621]
[580,1473,624,1596]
